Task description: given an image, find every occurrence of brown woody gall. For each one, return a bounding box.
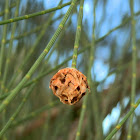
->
[49,68,90,105]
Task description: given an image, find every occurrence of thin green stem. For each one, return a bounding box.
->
[75,94,88,140]
[6,0,63,91]
[96,10,140,44]
[0,2,16,16]
[127,0,137,139]
[0,2,71,25]
[5,15,63,44]
[1,7,139,91]
[31,14,71,82]
[91,0,103,139]
[2,0,20,93]
[0,0,9,83]
[0,46,90,100]
[105,99,140,140]
[41,108,51,140]
[71,0,84,68]
[41,91,54,140]
[0,84,35,138]
[0,53,59,135]
[0,0,78,113]
[1,1,20,139]
[23,48,89,88]
[75,1,95,139]
[7,12,55,91]
[0,1,9,139]
[5,0,62,92]
[11,101,59,128]
[0,45,137,100]
[0,45,135,101]
[6,23,44,43]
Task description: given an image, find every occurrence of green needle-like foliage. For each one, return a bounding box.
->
[105,99,140,140]
[5,15,63,43]
[0,0,140,139]
[72,0,86,139]
[75,0,101,139]
[0,2,16,17]
[0,45,135,100]
[0,45,90,100]
[0,5,67,134]
[6,1,64,91]
[0,0,78,113]
[0,1,10,139]
[7,12,55,91]
[0,2,71,25]
[11,101,60,128]
[2,0,20,93]
[127,0,137,139]
[75,94,88,140]
[1,1,20,138]
[89,0,103,139]
[0,0,9,82]
[6,24,43,43]
[71,0,84,68]
[0,84,35,138]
